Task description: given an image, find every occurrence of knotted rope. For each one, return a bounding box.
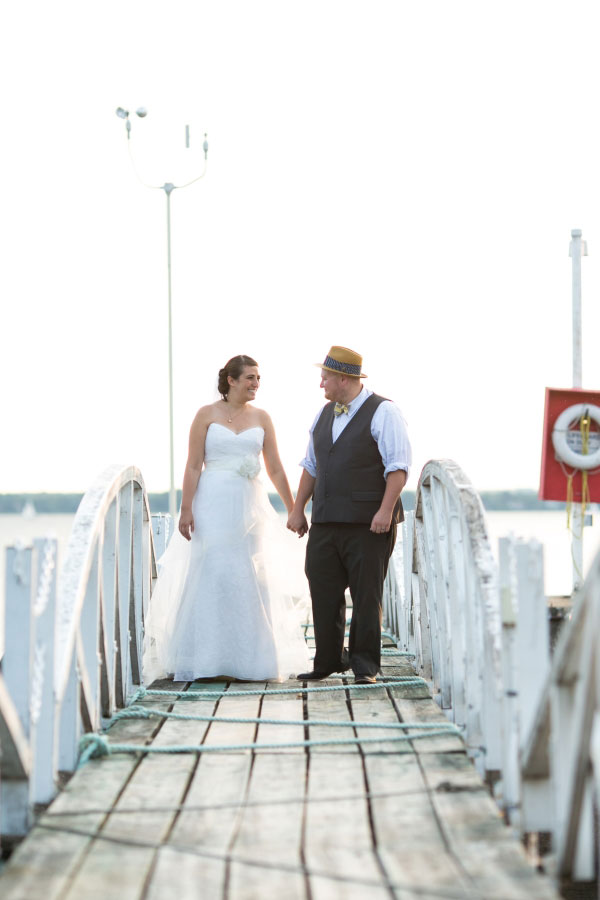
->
[130,677,426,703]
[78,723,462,766]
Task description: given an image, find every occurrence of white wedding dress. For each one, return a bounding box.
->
[143,423,310,683]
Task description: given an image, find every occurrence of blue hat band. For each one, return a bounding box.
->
[323,355,361,376]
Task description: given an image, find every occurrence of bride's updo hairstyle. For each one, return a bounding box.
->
[218,355,259,401]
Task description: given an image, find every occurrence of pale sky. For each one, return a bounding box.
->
[3,1,600,496]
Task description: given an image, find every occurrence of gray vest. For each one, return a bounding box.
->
[311,393,404,525]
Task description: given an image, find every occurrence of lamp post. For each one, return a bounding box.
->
[116,107,209,520]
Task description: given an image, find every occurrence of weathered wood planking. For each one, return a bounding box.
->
[393,696,464,753]
[253,687,304,753]
[419,753,559,899]
[147,753,252,899]
[0,690,178,900]
[146,680,263,897]
[60,691,217,899]
[365,753,469,898]
[0,757,138,900]
[303,753,390,900]
[228,753,307,899]
[0,665,560,900]
[306,679,358,754]
[351,692,414,755]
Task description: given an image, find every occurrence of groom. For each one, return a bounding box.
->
[287,346,411,684]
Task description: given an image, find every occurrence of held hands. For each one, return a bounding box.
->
[370,508,393,534]
[179,510,194,541]
[287,507,309,538]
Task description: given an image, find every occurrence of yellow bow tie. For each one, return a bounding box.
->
[334,402,350,416]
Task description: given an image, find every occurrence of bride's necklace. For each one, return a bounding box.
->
[225,401,246,424]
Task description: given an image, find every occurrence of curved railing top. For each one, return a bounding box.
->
[416,458,498,588]
[412,459,503,738]
[56,463,153,699]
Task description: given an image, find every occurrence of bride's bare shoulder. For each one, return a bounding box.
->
[202,401,224,417]
[255,407,275,430]
[191,402,221,428]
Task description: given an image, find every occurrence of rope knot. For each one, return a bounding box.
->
[131,687,147,703]
[78,733,111,767]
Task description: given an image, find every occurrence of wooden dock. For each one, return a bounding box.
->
[0,637,558,900]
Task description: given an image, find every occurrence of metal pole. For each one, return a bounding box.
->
[164,183,177,521]
[570,229,583,389]
[568,229,587,591]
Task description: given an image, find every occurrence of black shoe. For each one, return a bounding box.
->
[297,670,336,681]
[354,675,377,685]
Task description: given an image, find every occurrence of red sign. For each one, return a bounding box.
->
[540,387,600,502]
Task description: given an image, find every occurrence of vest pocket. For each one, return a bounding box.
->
[351,491,383,502]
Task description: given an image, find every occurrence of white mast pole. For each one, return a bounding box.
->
[568,228,587,591]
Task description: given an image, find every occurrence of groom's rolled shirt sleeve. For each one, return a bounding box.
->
[370,401,412,479]
[299,409,323,477]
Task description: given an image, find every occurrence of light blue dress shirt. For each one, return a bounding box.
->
[300,387,412,479]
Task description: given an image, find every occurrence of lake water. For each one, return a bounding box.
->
[2,509,600,610]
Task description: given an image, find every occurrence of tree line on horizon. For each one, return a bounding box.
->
[0,490,567,514]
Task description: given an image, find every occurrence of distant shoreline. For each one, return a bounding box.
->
[0,490,568,514]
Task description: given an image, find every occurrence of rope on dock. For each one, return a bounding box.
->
[78,724,462,766]
[130,677,427,703]
[109,705,455,730]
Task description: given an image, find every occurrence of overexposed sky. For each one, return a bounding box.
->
[3,1,600,495]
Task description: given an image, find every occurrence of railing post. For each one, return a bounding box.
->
[498,537,520,824]
[2,545,35,834]
[100,499,118,718]
[31,538,58,805]
[515,540,549,742]
[117,483,133,705]
[129,483,144,686]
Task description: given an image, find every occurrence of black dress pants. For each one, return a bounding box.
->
[305,522,397,677]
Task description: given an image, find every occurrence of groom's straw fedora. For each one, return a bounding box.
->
[316,346,367,378]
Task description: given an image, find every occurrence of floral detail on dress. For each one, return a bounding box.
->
[238,455,261,478]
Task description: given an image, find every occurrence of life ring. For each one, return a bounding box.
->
[552,403,600,470]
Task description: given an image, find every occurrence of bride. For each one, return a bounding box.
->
[143,354,310,683]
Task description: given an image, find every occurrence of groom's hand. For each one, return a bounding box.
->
[370,508,392,534]
[287,508,308,538]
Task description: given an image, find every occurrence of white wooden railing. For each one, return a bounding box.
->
[383,457,600,885]
[0,464,172,838]
[519,548,600,881]
[384,459,503,774]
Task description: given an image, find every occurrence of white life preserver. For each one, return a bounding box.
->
[552,403,600,470]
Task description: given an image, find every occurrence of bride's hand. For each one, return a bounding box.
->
[179,510,194,541]
[287,508,308,538]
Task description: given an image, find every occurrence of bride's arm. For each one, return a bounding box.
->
[261,413,295,514]
[179,410,209,540]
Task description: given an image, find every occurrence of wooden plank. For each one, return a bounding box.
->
[254,689,304,753]
[350,692,414,755]
[61,693,216,900]
[0,696,174,900]
[365,753,469,897]
[393,696,465,753]
[145,753,252,898]
[145,685,262,898]
[0,758,139,900]
[228,753,307,898]
[304,753,389,900]
[306,680,358,754]
[200,682,264,751]
[419,753,560,899]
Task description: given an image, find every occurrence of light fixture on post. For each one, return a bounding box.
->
[115,105,209,520]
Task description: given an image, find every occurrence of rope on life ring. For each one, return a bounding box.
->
[552,404,600,579]
[552,403,600,470]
